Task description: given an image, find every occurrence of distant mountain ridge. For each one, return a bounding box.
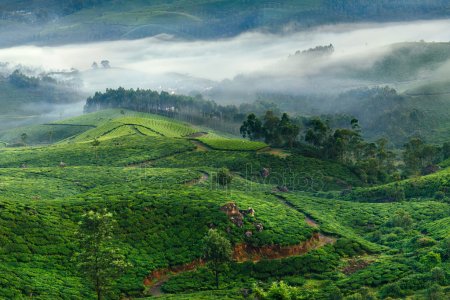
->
[0,0,449,47]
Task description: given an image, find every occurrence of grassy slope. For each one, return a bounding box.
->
[347,167,450,202]
[0,158,316,298]
[0,109,448,299]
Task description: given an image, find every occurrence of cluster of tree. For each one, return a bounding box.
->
[7,69,60,88]
[402,138,450,176]
[240,111,300,148]
[303,117,398,183]
[8,70,40,88]
[294,44,334,57]
[241,112,395,183]
[256,86,430,147]
[84,88,280,134]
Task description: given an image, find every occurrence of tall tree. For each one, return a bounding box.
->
[20,133,28,145]
[202,229,232,289]
[278,113,300,148]
[305,118,331,148]
[403,138,441,175]
[240,113,263,140]
[262,111,281,145]
[75,210,130,300]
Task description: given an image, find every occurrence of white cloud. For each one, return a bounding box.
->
[0,19,449,93]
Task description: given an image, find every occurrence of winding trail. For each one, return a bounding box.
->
[143,232,335,297]
[274,194,321,229]
[144,193,335,297]
[190,140,211,152]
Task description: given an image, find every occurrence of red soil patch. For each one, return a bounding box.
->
[233,232,335,262]
[143,232,336,296]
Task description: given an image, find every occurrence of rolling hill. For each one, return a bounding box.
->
[0,0,449,47]
[0,108,448,299]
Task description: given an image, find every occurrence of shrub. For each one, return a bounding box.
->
[387,210,413,229]
[430,267,446,285]
[379,282,403,299]
[344,293,363,300]
[419,252,442,271]
[214,168,233,187]
[334,238,365,257]
[397,273,430,292]
[416,236,437,248]
[426,284,444,300]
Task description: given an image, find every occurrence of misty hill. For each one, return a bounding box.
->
[0,70,85,130]
[357,42,450,82]
[1,0,450,47]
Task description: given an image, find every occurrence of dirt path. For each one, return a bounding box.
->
[274,194,321,229]
[144,232,335,297]
[257,147,290,158]
[190,139,211,152]
[143,194,335,297]
[305,216,319,227]
[144,260,203,296]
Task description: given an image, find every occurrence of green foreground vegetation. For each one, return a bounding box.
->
[0,108,449,299]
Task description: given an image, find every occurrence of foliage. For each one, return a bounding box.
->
[403,137,442,176]
[253,281,299,300]
[240,113,263,141]
[426,284,444,300]
[0,135,195,167]
[346,167,450,202]
[387,210,413,229]
[197,137,267,151]
[202,229,232,289]
[0,108,449,299]
[241,112,300,148]
[75,210,130,300]
[153,150,362,191]
[213,168,233,187]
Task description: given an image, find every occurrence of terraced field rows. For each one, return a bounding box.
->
[196,137,267,151]
[116,117,198,137]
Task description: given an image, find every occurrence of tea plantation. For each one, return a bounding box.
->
[0,109,448,299]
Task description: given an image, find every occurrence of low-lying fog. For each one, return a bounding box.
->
[2,18,450,102]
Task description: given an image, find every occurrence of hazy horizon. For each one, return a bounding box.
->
[1,18,450,97]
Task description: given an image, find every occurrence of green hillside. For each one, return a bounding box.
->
[346,165,450,203]
[358,42,450,82]
[0,109,449,299]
